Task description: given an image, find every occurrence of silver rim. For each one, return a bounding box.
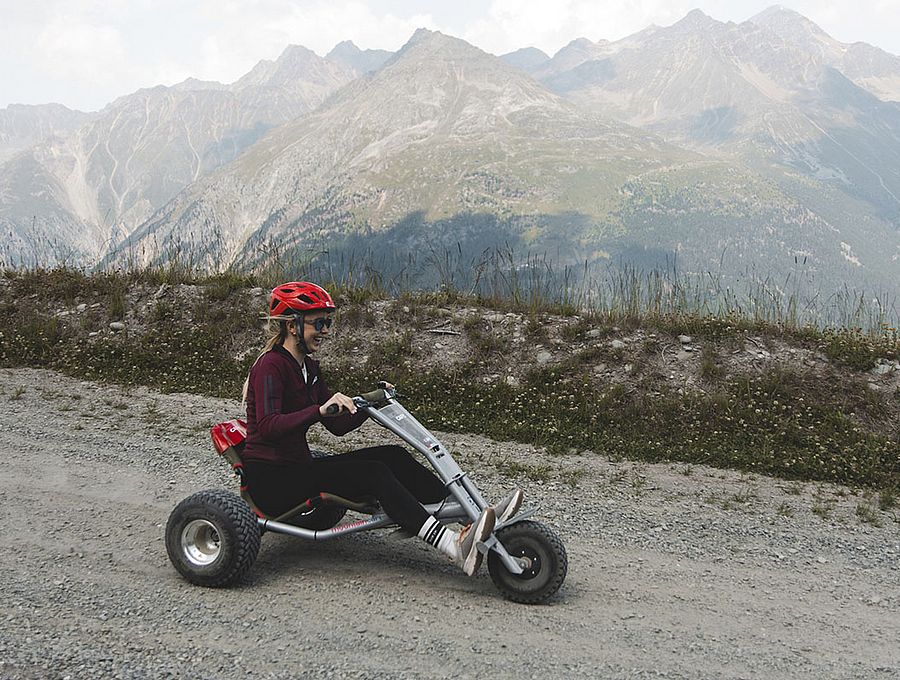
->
[181,519,221,566]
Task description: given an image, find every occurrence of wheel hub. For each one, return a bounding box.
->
[181,519,221,566]
[512,546,541,580]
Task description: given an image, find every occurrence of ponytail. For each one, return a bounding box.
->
[241,319,289,408]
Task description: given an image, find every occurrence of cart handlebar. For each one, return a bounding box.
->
[324,384,396,416]
[358,387,389,404]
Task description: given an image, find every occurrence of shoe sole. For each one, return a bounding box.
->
[463,508,496,576]
[497,489,524,524]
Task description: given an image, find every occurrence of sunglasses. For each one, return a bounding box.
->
[304,317,334,332]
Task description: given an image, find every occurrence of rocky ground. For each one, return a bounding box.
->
[0,367,897,679]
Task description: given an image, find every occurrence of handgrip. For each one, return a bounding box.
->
[324,403,340,416]
[359,388,388,404]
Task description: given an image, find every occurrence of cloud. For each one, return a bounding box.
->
[34,16,129,86]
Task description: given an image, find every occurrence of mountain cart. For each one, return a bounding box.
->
[165,386,567,604]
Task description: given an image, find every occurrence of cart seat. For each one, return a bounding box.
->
[210,420,378,520]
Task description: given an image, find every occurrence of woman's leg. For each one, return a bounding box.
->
[242,461,319,518]
[246,457,496,576]
[334,445,448,504]
[309,456,431,532]
[311,456,495,575]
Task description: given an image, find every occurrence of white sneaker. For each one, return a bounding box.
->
[493,488,523,524]
[456,507,495,576]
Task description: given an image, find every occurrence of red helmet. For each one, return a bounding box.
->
[269,282,336,317]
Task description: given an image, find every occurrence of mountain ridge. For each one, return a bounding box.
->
[2,7,898,303]
[0,44,356,265]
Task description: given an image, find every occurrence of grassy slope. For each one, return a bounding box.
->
[1,267,897,492]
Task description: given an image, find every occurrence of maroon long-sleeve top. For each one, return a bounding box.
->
[242,344,366,465]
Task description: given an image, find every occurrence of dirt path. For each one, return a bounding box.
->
[0,368,897,679]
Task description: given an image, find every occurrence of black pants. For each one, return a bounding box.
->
[244,446,448,532]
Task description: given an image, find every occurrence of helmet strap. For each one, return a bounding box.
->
[293,313,312,355]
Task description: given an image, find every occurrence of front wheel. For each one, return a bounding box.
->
[165,490,261,587]
[487,520,567,604]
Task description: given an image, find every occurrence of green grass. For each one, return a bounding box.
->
[324,358,898,491]
[1,265,898,493]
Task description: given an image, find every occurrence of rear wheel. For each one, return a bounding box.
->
[165,490,260,587]
[487,520,567,604]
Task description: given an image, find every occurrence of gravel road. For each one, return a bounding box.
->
[0,368,897,679]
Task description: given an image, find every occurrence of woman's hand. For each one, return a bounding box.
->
[320,392,357,417]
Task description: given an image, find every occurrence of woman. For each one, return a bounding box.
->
[241,281,522,576]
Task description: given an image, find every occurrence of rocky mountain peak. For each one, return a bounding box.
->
[752,5,815,26]
[675,8,720,30]
[401,27,439,51]
[326,40,393,74]
[750,5,837,50]
[232,44,350,92]
[500,47,551,74]
[278,44,319,62]
[172,77,227,92]
[541,38,611,76]
[750,5,900,101]
[567,37,596,50]
[328,40,359,55]
[388,28,509,71]
[338,28,556,113]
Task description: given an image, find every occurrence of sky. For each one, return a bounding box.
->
[2,0,900,112]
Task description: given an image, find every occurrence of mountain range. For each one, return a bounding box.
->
[2,6,898,302]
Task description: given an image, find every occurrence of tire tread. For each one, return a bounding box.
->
[165,489,261,587]
[487,520,567,604]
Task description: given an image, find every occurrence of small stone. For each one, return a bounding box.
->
[816,556,827,564]
[624,363,634,374]
[249,287,265,296]
[76,303,87,312]
[537,351,553,364]
[611,339,626,350]
[593,363,607,374]
[587,329,602,338]
[109,322,126,331]
[870,361,897,376]
[505,375,520,387]
[678,335,692,344]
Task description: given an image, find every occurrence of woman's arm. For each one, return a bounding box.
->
[315,370,368,436]
[321,405,368,436]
